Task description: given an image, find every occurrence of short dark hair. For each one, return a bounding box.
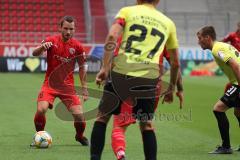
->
[198,26,216,40]
[59,16,76,27]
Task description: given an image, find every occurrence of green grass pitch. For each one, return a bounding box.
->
[0,73,239,160]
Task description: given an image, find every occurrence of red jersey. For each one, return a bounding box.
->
[222,32,240,51]
[43,35,86,92]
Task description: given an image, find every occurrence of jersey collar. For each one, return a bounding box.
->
[142,3,155,9]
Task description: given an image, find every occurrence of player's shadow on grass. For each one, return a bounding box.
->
[51,144,88,147]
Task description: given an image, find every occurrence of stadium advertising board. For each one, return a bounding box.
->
[0,43,102,73]
[0,57,101,73]
[0,44,214,73]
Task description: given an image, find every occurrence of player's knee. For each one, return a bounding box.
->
[139,121,154,131]
[213,101,228,112]
[96,114,111,124]
[37,103,48,114]
[69,105,83,114]
[72,113,84,122]
[37,107,47,114]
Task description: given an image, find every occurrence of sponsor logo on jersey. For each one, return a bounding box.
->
[69,48,75,55]
[217,51,225,60]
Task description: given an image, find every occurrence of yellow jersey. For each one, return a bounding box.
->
[113,4,179,79]
[212,41,240,84]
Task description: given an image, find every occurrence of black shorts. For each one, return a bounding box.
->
[220,84,240,108]
[98,71,159,121]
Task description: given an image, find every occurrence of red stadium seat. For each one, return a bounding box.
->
[36,32,44,42]
[18,17,25,24]
[2,24,9,31]
[3,17,10,24]
[19,33,26,43]
[34,25,42,32]
[25,10,33,17]
[51,11,58,18]
[10,17,18,24]
[18,0,25,3]
[59,10,65,17]
[9,10,17,17]
[34,4,41,10]
[34,17,41,24]
[42,18,49,24]
[10,24,18,31]
[34,10,41,17]
[3,3,9,10]
[41,0,49,4]
[46,0,54,4]
[18,4,25,10]
[18,10,25,17]
[39,10,47,17]
[52,17,59,25]
[11,3,18,10]
[58,4,64,11]
[24,0,32,3]
[11,32,18,42]
[4,33,11,42]
[41,25,48,32]
[48,26,53,32]
[0,0,87,43]
[28,33,36,42]
[26,24,34,32]
[58,0,64,4]
[26,17,34,24]
[2,10,9,17]
[24,4,32,11]
[18,24,25,32]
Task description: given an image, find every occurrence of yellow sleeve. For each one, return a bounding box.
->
[215,49,232,63]
[115,7,128,20]
[165,21,179,50]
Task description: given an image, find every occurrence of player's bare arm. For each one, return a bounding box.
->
[166,56,184,108]
[227,58,240,84]
[96,23,123,85]
[79,63,88,101]
[176,71,184,109]
[32,42,53,56]
[169,49,180,87]
[162,48,180,104]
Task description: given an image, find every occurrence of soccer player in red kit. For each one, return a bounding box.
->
[31,16,89,146]
[222,22,240,52]
[111,47,183,160]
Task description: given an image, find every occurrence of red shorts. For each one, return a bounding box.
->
[37,85,81,109]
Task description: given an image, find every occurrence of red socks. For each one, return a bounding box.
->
[34,113,86,139]
[34,113,46,131]
[111,127,126,159]
[74,121,86,139]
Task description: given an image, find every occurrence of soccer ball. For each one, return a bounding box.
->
[33,131,52,148]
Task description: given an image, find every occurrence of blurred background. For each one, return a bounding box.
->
[0,0,239,75]
[1,1,240,159]
[1,0,239,44]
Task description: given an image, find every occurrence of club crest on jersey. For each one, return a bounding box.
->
[69,48,75,55]
[217,51,225,60]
